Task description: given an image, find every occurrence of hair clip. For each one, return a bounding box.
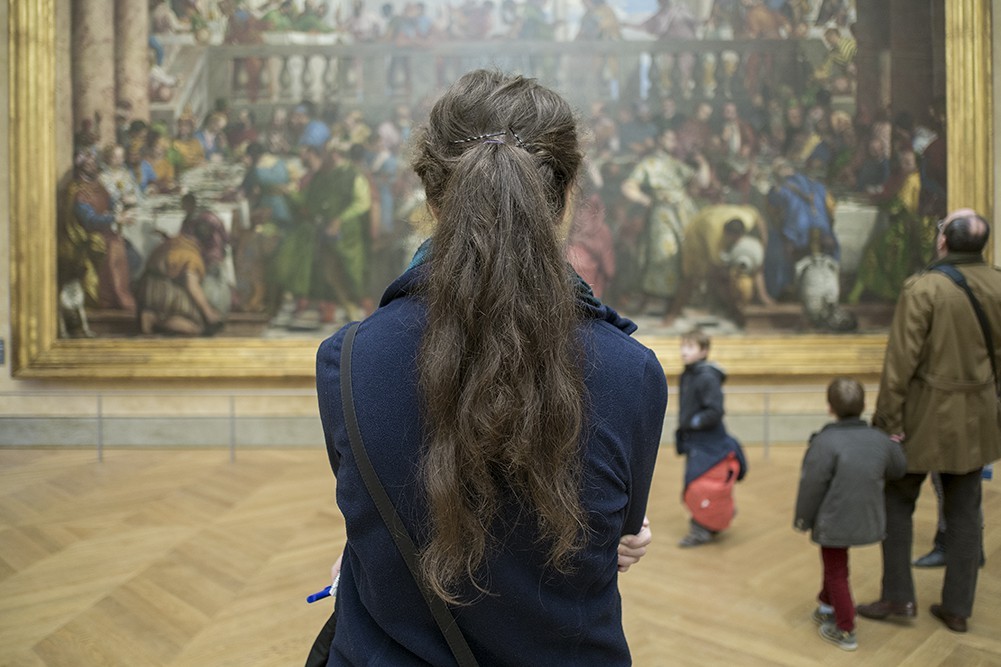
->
[449,131,507,145]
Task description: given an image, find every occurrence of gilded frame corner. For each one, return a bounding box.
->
[8,1,993,379]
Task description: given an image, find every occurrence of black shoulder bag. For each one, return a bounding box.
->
[306,322,478,667]
[932,264,1001,396]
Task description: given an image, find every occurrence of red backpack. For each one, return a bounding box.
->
[684,452,741,532]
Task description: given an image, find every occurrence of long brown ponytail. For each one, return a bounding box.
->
[411,70,586,604]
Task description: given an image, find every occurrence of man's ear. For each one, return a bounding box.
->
[935,229,948,259]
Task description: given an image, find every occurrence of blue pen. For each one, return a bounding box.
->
[307,573,340,603]
[307,586,331,603]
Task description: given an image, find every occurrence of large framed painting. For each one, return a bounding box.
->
[8,0,993,378]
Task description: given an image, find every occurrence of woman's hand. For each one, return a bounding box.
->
[617,516,652,573]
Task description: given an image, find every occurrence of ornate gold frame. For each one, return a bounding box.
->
[8,2,993,379]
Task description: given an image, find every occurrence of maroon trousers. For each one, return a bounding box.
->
[819,546,854,632]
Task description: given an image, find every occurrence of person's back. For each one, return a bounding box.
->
[795,415,905,549]
[315,70,667,665]
[794,377,906,652]
[317,276,665,664]
[859,209,1000,634]
[876,256,1001,472]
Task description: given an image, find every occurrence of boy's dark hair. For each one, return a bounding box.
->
[681,329,711,352]
[828,377,864,419]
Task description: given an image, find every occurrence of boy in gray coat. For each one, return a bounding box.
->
[794,378,907,651]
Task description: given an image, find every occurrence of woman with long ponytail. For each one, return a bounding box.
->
[316,70,667,665]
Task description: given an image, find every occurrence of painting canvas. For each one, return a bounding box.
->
[8,0,993,378]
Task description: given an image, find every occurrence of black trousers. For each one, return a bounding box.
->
[928,471,985,555]
[880,469,983,617]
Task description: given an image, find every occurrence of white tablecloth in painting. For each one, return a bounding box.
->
[831,197,880,274]
[122,162,249,287]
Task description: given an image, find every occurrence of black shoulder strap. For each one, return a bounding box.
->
[339,322,479,667]
[931,264,1000,396]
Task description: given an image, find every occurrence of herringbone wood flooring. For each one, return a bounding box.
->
[1,446,999,666]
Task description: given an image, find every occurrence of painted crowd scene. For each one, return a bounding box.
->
[58,0,946,339]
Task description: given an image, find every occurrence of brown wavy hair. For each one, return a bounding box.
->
[411,70,586,604]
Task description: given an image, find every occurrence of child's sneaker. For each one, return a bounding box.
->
[677,522,713,547]
[811,607,835,625]
[819,622,857,651]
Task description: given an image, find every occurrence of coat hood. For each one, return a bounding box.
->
[685,359,727,383]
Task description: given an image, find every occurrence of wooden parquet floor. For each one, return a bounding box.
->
[1,446,999,666]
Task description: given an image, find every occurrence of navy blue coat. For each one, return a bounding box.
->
[316,266,667,666]
[676,360,747,490]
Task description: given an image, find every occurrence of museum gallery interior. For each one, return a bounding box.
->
[2,0,1000,664]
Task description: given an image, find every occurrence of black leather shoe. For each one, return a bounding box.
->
[856,600,917,620]
[930,604,967,632]
[913,547,947,568]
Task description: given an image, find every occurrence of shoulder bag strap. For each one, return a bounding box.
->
[931,264,1000,396]
[339,322,479,667]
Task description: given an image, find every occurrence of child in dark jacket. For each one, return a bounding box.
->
[676,329,747,547]
[794,377,907,651]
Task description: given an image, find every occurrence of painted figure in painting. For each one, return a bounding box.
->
[140,130,181,195]
[848,149,934,303]
[179,193,232,322]
[59,150,138,315]
[221,0,267,102]
[136,198,227,336]
[272,143,372,329]
[53,0,961,342]
[567,193,616,300]
[172,112,207,173]
[621,128,710,313]
[233,141,295,314]
[664,204,773,327]
[764,158,839,302]
[98,144,143,212]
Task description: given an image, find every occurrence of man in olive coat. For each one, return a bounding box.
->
[858,209,1001,633]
